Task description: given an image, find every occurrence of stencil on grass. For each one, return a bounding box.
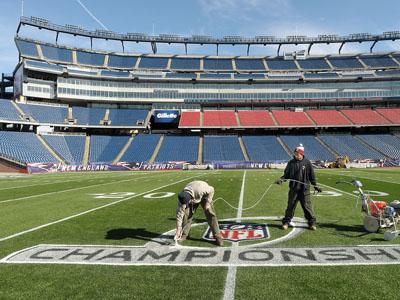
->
[3,244,400,267]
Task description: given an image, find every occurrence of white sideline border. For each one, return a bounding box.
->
[0,173,205,242]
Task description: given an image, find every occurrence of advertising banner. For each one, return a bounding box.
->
[27,162,185,173]
[153,110,180,123]
[209,161,286,169]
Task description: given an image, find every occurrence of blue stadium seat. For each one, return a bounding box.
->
[108,108,148,126]
[0,131,57,163]
[280,135,335,161]
[73,107,106,126]
[18,102,68,124]
[15,39,39,58]
[356,134,400,159]
[359,55,398,68]
[297,58,330,70]
[120,134,161,162]
[170,58,200,70]
[319,134,383,160]
[242,136,289,161]
[266,58,298,70]
[43,134,86,164]
[156,135,199,162]
[327,56,364,69]
[108,55,138,69]
[90,135,130,163]
[0,100,22,121]
[203,136,244,161]
[235,59,266,71]
[203,58,233,71]
[41,44,73,63]
[138,57,169,69]
[76,51,105,67]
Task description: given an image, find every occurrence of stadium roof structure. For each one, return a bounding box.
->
[17,16,400,56]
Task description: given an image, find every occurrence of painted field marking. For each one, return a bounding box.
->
[0,172,169,205]
[4,244,400,267]
[148,216,306,249]
[334,171,400,185]
[223,170,246,300]
[0,172,150,191]
[317,182,358,199]
[0,173,205,242]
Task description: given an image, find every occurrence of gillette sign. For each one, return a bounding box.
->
[154,110,180,123]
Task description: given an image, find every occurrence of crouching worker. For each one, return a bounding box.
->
[275,144,322,231]
[175,180,224,246]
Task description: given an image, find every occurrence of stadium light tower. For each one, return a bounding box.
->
[21,0,24,17]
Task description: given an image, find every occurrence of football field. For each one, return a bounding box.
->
[0,168,399,299]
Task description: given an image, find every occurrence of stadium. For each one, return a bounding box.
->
[1,2,400,299]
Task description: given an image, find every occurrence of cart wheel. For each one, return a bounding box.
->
[384,230,399,241]
[364,215,380,233]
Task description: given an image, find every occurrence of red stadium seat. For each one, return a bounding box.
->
[272,110,314,126]
[340,109,391,125]
[179,111,201,127]
[203,110,238,127]
[376,108,400,124]
[237,110,276,126]
[306,109,352,125]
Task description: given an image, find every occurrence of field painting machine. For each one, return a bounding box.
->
[337,180,400,241]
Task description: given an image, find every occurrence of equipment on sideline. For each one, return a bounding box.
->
[337,180,400,240]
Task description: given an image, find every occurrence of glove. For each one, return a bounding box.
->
[314,186,322,193]
[174,228,182,242]
[275,178,284,185]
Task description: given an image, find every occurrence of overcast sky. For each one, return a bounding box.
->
[1,0,399,73]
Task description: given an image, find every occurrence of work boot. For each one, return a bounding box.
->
[309,224,317,231]
[282,223,289,230]
[215,234,224,247]
[179,234,189,242]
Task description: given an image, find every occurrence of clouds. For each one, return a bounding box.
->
[197,0,292,22]
[195,0,386,55]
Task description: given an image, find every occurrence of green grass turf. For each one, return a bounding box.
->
[0,168,399,299]
[0,265,226,300]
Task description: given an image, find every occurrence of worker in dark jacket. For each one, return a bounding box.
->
[275,144,322,230]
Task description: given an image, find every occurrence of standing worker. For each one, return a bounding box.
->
[275,144,322,230]
[175,180,224,246]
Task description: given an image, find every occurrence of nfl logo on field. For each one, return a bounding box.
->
[204,222,270,242]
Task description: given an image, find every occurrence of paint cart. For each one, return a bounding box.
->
[337,180,400,240]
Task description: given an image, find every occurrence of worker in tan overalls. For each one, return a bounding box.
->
[175,180,223,246]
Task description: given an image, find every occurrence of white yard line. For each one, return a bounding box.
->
[333,171,400,185]
[317,182,358,198]
[0,172,148,191]
[223,170,246,300]
[236,171,246,222]
[0,173,163,205]
[0,173,204,242]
